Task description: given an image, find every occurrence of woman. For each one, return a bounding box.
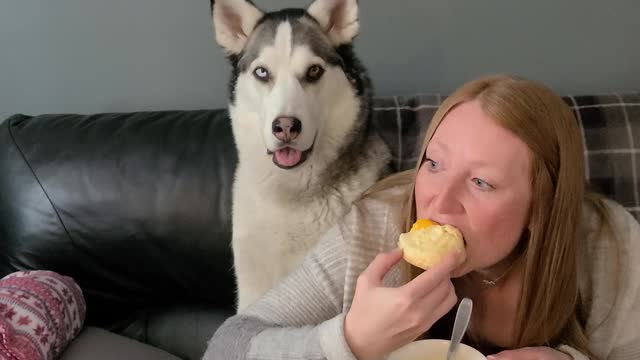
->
[204,75,640,360]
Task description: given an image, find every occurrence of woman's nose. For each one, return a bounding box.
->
[429,182,464,215]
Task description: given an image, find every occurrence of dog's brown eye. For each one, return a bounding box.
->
[254,67,270,82]
[306,65,324,82]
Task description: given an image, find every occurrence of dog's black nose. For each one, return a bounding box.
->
[272,117,302,142]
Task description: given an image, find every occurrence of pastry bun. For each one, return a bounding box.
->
[398,219,466,270]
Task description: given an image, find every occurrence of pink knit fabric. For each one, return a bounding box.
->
[0,271,86,360]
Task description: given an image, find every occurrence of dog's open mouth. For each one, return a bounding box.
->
[268,147,312,169]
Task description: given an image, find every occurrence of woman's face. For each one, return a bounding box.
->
[415,99,533,277]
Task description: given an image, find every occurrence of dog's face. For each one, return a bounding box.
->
[212,0,362,170]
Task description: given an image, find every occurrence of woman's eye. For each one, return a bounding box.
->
[306,65,325,82]
[424,158,439,171]
[253,67,270,82]
[472,178,494,191]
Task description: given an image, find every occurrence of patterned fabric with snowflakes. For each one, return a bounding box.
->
[0,271,85,360]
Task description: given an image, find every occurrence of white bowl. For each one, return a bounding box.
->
[387,339,486,360]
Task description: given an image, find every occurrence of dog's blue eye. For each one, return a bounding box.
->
[306,65,324,82]
[254,67,270,82]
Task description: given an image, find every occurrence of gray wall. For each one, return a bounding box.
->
[1,0,639,120]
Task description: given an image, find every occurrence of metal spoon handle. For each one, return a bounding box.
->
[447,297,473,360]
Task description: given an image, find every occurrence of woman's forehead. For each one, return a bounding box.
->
[430,100,531,173]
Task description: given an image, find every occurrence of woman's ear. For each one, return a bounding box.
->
[212,0,263,55]
[307,0,359,46]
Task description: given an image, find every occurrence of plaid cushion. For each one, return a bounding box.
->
[372,93,640,222]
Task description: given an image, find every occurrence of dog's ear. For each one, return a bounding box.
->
[212,0,263,54]
[307,0,359,46]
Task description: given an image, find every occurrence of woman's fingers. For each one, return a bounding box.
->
[406,280,457,334]
[423,278,454,307]
[430,282,458,322]
[346,250,461,360]
[358,248,404,288]
[400,252,459,298]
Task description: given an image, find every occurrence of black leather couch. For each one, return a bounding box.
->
[0,109,238,359]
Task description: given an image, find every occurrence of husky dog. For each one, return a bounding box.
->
[211,0,391,311]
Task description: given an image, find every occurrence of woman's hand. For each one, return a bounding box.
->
[344,249,459,360]
[488,347,573,360]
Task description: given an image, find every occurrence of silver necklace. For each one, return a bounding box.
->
[480,259,518,286]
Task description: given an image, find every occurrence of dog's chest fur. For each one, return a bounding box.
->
[233,172,351,259]
[231,163,361,307]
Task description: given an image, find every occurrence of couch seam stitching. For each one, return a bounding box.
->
[7,118,75,243]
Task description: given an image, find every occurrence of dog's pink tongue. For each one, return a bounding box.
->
[274,148,302,167]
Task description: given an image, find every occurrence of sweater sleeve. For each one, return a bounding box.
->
[557,345,589,360]
[606,208,640,359]
[583,202,640,360]
[202,222,360,360]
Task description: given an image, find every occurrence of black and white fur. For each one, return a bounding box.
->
[211,0,391,312]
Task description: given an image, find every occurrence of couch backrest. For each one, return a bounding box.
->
[0,92,637,329]
[372,93,640,222]
[0,110,238,326]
